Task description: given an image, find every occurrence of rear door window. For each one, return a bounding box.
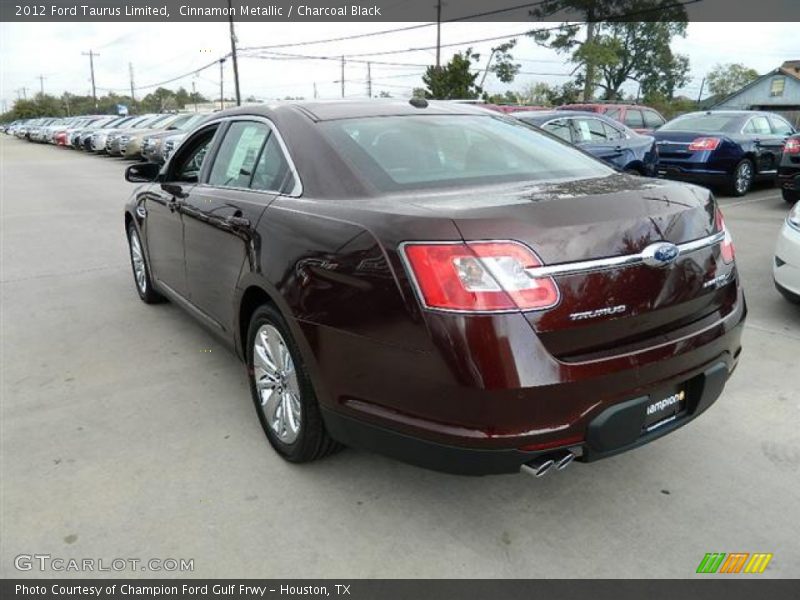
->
[250,134,296,194]
[643,110,665,129]
[602,121,625,140]
[542,119,573,142]
[769,116,794,136]
[743,116,772,135]
[572,117,612,142]
[623,109,645,129]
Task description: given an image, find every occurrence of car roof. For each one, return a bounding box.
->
[211,99,494,122]
[514,110,601,120]
[677,110,768,118]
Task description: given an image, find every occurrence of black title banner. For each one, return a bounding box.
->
[1,0,799,22]
[4,580,800,600]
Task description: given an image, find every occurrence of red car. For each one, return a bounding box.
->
[479,104,548,114]
[124,100,745,477]
[560,103,667,135]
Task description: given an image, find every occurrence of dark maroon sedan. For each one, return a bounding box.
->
[124,100,745,476]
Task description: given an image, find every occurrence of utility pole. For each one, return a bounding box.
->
[366,62,372,98]
[341,56,345,98]
[37,74,46,96]
[82,50,100,109]
[696,77,706,106]
[435,0,442,68]
[63,93,71,116]
[313,82,318,99]
[192,80,198,112]
[17,87,28,100]
[129,62,136,110]
[219,58,226,110]
[226,0,241,106]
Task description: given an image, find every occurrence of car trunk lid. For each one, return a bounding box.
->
[407,175,734,360]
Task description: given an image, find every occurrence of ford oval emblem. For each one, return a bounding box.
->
[642,242,680,267]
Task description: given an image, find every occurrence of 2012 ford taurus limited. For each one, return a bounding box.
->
[123,100,746,477]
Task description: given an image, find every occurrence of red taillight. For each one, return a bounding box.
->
[715,208,735,264]
[401,241,559,313]
[688,137,721,151]
[784,138,800,155]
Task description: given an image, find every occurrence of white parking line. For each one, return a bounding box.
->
[723,194,782,208]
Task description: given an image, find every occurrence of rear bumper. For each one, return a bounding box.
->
[657,163,729,187]
[315,285,746,475]
[323,360,733,475]
[774,222,800,298]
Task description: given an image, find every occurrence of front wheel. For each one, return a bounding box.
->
[126,223,164,304]
[782,188,799,204]
[726,159,754,197]
[247,304,340,463]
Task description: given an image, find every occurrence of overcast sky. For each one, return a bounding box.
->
[0,21,796,111]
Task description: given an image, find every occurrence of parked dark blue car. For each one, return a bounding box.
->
[654,110,796,196]
[512,110,658,176]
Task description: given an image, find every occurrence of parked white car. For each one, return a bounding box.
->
[774,202,800,303]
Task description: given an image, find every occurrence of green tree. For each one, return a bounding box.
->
[423,49,483,100]
[706,63,760,99]
[478,40,521,89]
[529,0,689,101]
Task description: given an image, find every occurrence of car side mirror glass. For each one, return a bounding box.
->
[125,162,160,183]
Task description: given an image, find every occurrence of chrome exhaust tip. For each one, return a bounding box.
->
[520,457,555,478]
[555,451,576,471]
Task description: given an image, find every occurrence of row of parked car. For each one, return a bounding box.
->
[2,111,210,163]
[3,102,799,203]
[494,103,799,201]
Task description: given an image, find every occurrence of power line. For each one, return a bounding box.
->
[240,0,700,61]
[238,1,554,53]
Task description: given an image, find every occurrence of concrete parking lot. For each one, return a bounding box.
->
[1,135,798,579]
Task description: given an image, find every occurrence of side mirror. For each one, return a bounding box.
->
[125,162,160,183]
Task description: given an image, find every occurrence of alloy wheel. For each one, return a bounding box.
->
[129,229,147,293]
[252,324,302,444]
[735,161,753,195]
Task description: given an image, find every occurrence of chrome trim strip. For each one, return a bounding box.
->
[525,231,726,278]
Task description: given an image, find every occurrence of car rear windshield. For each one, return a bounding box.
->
[320,115,612,192]
[659,114,740,132]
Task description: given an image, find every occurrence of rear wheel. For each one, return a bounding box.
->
[782,189,799,204]
[247,304,340,463]
[726,159,754,197]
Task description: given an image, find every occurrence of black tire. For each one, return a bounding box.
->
[246,304,340,463]
[726,159,755,197]
[782,188,799,204]
[126,223,164,304]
